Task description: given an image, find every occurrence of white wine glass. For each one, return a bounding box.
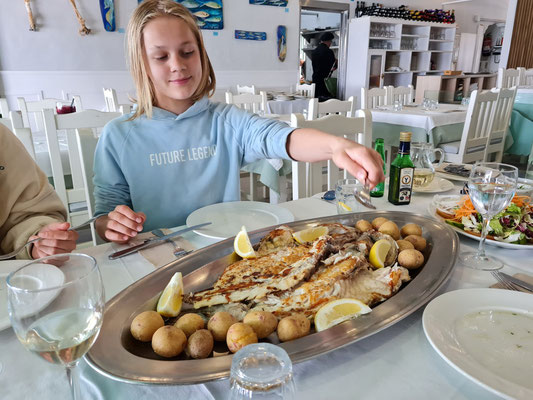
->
[460,162,518,270]
[6,254,104,399]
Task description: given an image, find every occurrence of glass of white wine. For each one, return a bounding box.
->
[461,162,518,270]
[6,254,104,399]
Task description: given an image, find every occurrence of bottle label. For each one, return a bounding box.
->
[398,167,414,203]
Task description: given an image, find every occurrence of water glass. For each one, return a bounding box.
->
[429,99,439,111]
[421,98,430,111]
[229,343,295,400]
[460,97,470,107]
[393,100,403,112]
[335,178,363,214]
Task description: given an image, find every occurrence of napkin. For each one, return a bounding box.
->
[491,272,533,293]
[130,229,196,268]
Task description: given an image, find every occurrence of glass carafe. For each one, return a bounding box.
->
[411,142,444,188]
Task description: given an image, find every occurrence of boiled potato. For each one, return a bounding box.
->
[404,235,427,251]
[355,219,373,232]
[277,314,310,342]
[243,311,278,339]
[130,311,164,342]
[398,249,425,269]
[371,217,389,230]
[186,329,214,359]
[151,325,187,358]
[208,311,237,342]
[396,239,415,252]
[175,313,205,337]
[400,223,423,238]
[378,221,401,240]
[226,323,258,353]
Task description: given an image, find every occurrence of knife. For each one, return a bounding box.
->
[108,222,211,260]
[498,272,533,292]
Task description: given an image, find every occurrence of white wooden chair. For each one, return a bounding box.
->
[386,85,414,105]
[9,111,36,160]
[518,67,533,87]
[0,98,9,118]
[361,87,389,109]
[290,110,372,200]
[17,96,83,130]
[307,96,356,120]
[496,68,520,89]
[42,109,121,229]
[236,84,258,95]
[225,91,268,114]
[438,90,499,164]
[295,83,316,98]
[484,87,517,162]
[103,88,132,114]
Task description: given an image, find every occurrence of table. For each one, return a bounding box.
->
[506,88,533,156]
[267,98,310,115]
[3,183,532,399]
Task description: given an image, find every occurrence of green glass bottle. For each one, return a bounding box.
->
[370,138,386,197]
[388,132,415,205]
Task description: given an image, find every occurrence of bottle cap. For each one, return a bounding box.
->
[399,131,412,142]
[376,138,384,143]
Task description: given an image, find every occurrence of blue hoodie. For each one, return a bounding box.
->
[93,97,294,231]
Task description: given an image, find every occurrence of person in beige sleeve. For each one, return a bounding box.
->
[0,124,79,259]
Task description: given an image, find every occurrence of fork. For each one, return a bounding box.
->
[152,229,187,257]
[491,271,520,291]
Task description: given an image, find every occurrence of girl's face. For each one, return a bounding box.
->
[143,16,202,115]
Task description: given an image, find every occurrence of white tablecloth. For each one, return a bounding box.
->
[267,98,310,115]
[3,183,532,399]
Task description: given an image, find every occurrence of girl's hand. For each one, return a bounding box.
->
[30,222,79,259]
[331,140,385,188]
[96,205,146,244]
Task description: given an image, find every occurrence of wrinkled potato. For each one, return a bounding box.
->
[226,323,258,353]
[208,311,237,341]
[130,311,164,342]
[356,219,373,232]
[398,249,425,269]
[151,325,187,358]
[175,313,205,337]
[186,329,214,359]
[400,223,423,238]
[371,217,389,230]
[277,314,311,342]
[243,311,278,339]
[378,221,401,240]
[396,239,415,252]
[404,235,427,251]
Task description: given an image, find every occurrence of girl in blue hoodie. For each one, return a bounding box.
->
[94,0,384,243]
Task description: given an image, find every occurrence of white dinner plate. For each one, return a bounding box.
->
[428,195,533,250]
[186,201,295,239]
[412,177,454,193]
[0,260,65,331]
[435,163,472,182]
[423,288,533,400]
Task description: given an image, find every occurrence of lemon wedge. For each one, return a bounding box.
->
[337,201,352,212]
[234,226,256,259]
[368,239,392,269]
[314,298,371,332]
[292,226,329,244]
[156,272,183,317]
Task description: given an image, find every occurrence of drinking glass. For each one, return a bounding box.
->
[229,343,295,400]
[460,163,518,270]
[393,100,403,112]
[7,254,104,399]
[335,178,363,214]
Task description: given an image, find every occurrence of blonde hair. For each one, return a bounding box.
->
[126,0,216,119]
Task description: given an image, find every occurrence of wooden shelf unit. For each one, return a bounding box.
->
[415,73,498,103]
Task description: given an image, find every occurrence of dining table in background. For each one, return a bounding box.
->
[506,87,533,157]
[266,98,310,116]
[2,181,532,399]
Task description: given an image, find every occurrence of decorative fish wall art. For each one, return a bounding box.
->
[100,0,115,31]
[234,30,267,41]
[277,25,287,62]
[249,0,288,6]
[178,0,224,30]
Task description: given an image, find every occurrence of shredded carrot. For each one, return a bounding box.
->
[448,194,531,222]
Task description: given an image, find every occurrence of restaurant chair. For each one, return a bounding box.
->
[0,97,9,118]
[386,85,414,105]
[484,87,517,162]
[236,84,258,95]
[361,87,389,109]
[17,96,83,130]
[517,67,533,87]
[294,83,315,98]
[307,96,356,120]
[438,90,498,164]
[225,91,268,114]
[290,110,372,199]
[103,88,132,114]
[9,111,36,160]
[496,68,520,89]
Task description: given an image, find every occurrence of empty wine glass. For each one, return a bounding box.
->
[460,163,518,270]
[7,254,104,399]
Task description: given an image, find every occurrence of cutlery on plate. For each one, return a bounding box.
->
[152,229,188,257]
[493,271,533,292]
[108,222,211,260]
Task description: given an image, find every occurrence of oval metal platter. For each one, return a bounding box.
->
[86,211,459,385]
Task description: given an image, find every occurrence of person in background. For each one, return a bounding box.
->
[0,124,79,259]
[311,31,337,100]
[93,0,384,244]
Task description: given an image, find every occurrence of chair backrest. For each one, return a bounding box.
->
[42,109,121,228]
[290,110,372,199]
[103,88,132,114]
[9,111,36,160]
[307,96,356,120]
[518,67,533,86]
[225,91,268,114]
[386,85,414,105]
[295,83,316,98]
[17,96,83,130]
[236,84,257,95]
[361,87,389,109]
[0,97,9,117]
[497,68,520,89]
[485,87,517,162]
